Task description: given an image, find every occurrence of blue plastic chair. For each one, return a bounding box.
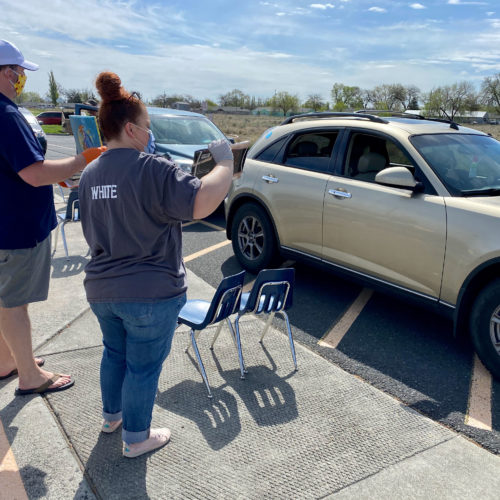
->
[177,270,245,398]
[231,268,298,379]
[52,191,80,260]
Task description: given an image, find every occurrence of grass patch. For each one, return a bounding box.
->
[41,124,66,134]
[210,114,283,146]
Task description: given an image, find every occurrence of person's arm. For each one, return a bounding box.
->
[192,140,234,219]
[17,147,106,187]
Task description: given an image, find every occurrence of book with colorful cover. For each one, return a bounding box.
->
[59,115,102,188]
[192,141,250,179]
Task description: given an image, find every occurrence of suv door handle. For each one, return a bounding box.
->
[329,188,352,199]
[262,175,279,184]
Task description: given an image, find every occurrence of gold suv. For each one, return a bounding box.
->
[225,112,500,379]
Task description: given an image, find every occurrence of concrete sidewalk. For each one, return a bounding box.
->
[1,211,500,499]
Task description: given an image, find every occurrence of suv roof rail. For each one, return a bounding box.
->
[280,112,388,125]
[355,109,460,130]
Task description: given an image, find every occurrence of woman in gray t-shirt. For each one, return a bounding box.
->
[79,71,234,459]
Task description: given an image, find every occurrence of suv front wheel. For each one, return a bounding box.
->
[470,278,500,379]
[231,203,278,273]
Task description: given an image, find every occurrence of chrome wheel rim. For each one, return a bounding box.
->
[237,215,264,261]
[491,304,500,356]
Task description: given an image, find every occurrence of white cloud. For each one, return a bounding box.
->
[310,3,335,9]
[2,0,500,102]
[410,3,426,9]
[447,0,487,5]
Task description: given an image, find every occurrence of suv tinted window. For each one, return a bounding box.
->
[283,131,338,172]
[345,132,413,182]
[255,136,288,163]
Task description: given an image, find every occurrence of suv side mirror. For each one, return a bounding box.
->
[375,166,423,192]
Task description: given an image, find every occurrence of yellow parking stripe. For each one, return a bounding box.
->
[198,220,225,231]
[184,240,232,262]
[465,355,492,430]
[0,420,28,500]
[318,288,373,348]
[182,220,225,231]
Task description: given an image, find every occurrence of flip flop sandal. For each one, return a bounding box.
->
[14,374,75,396]
[0,357,45,380]
[102,419,123,433]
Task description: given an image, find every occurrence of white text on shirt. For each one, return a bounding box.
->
[91,185,117,199]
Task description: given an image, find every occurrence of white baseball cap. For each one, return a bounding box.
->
[0,40,38,71]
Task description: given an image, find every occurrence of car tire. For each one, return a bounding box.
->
[231,203,279,273]
[470,278,500,380]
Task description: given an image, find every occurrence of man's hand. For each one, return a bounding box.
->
[82,146,107,165]
[207,139,233,164]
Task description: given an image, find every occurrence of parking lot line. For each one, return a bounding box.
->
[318,288,373,348]
[465,355,492,431]
[184,240,232,263]
[198,220,225,231]
[182,220,225,231]
[0,419,28,500]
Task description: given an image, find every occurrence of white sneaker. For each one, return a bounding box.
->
[101,419,122,433]
[123,428,171,458]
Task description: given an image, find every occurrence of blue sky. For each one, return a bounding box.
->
[1,0,499,103]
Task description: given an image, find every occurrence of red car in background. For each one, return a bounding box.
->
[36,111,63,125]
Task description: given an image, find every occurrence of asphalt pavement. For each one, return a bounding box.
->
[0,139,500,498]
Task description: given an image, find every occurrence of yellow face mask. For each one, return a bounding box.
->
[10,69,27,96]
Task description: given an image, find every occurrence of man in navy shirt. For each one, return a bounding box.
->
[0,40,104,395]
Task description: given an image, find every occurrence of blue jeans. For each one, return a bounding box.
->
[90,294,186,444]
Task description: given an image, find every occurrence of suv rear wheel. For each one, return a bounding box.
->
[470,278,500,379]
[231,203,278,273]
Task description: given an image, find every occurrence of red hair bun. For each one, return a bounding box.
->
[95,71,129,102]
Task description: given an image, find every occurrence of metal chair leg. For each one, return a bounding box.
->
[58,185,66,202]
[279,311,298,371]
[228,317,247,375]
[209,321,225,349]
[259,312,275,343]
[52,223,60,256]
[190,329,213,398]
[60,220,69,260]
[185,330,200,353]
[233,316,246,380]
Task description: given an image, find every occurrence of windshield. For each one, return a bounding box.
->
[411,133,500,196]
[150,115,225,146]
[20,109,39,127]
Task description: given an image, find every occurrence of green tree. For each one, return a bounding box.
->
[218,89,250,108]
[331,83,363,110]
[15,91,44,105]
[481,73,500,113]
[269,91,300,116]
[423,81,478,120]
[48,70,60,106]
[63,88,96,104]
[303,94,324,111]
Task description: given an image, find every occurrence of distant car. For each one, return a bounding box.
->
[225,111,500,379]
[19,107,47,154]
[36,111,63,125]
[147,107,229,176]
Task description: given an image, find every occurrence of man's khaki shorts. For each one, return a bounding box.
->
[0,235,51,308]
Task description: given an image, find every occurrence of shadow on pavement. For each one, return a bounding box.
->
[73,432,148,500]
[51,256,88,278]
